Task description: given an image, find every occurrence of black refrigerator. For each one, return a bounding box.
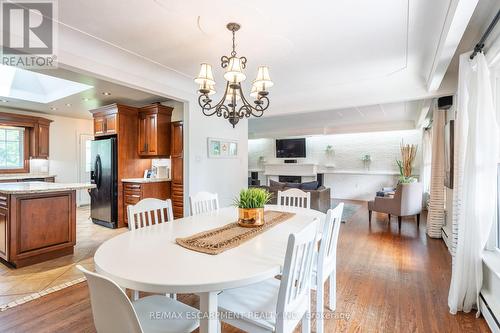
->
[90,137,118,228]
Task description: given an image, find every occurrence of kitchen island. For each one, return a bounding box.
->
[0,182,95,268]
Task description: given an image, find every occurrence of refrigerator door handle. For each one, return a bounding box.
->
[95,154,102,189]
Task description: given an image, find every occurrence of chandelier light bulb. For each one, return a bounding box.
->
[225,87,242,102]
[195,63,215,85]
[199,81,216,96]
[223,57,246,83]
[254,66,273,88]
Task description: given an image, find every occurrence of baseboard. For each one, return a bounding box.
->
[480,293,500,333]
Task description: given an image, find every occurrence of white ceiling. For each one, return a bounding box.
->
[0,67,168,118]
[6,0,494,125]
[248,101,423,138]
[55,0,466,116]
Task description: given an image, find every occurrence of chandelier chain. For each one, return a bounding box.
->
[231,29,236,57]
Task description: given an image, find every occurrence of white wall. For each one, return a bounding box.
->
[249,129,421,200]
[188,107,248,207]
[0,107,93,183]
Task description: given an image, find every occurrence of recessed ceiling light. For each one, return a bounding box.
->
[82,97,90,102]
[0,99,8,103]
[65,103,71,107]
[102,92,111,96]
[50,107,57,111]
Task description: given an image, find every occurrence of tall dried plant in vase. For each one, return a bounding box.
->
[397,140,418,183]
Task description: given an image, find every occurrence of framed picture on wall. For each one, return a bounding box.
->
[208,138,238,158]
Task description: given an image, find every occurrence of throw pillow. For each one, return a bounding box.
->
[301,181,319,190]
[269,179,286,190]
[285,182,301,188]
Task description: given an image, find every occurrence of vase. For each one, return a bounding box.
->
[238,208,265,228]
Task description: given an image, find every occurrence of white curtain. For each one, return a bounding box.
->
[421,128,432,207]
[448,52,500,315]
[427,109,446,238]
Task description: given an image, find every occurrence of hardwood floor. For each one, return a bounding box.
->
[0,201,490,332]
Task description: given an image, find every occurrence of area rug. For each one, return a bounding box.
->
[332,200,363,223]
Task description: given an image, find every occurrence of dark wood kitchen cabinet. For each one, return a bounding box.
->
[0,190,76,267]
[93,113,117,136]
[122,181,170,225]
[30,119,51,159]
[0,112,52,160]
[138,103,173,157]
[170,121,183,218]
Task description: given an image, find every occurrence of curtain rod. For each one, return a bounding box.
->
[470,9,500,60]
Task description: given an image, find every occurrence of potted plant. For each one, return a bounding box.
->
[396,140,418,183]
[234,188,272,227]
[361,154,372,170]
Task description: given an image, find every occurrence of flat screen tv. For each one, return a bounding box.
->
[276,138,306,158]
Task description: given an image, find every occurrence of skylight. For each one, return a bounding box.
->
[0,65,93,104]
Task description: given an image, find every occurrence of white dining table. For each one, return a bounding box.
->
[94,204,326,333]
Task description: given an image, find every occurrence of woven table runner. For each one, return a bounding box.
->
[176,210,295,255]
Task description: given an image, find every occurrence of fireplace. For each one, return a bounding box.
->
[279,175,301,183]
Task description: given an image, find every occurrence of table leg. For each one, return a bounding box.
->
[199,291,219,333]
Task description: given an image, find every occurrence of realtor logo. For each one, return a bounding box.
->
[1,0,58,68]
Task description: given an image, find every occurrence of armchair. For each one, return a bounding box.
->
[368,182,423,229]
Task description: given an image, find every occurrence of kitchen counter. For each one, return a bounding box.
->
[0,174,56,181]
[0,181,95,194]
[121,177,170,183]
[0,181,96,268]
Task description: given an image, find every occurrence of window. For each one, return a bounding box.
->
[0,126,25,171]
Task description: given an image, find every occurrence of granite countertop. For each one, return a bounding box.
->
[0,174,56,181]
[121,177,171,184]
[0,181,95,194]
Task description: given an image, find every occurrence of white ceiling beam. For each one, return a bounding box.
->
[426,0,479,92]
[249,121,417,139]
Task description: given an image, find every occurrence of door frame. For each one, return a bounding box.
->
[77,133,94,207]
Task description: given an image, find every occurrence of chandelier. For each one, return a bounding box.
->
[195,23,273,127]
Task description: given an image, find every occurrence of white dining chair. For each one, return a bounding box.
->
[77,265,199,333]
[127,198,174,300]
[277,188,311,209]
[127,198,174,231]
[218,219,318,333]
[313,203,344,333]
[189,191,219,216]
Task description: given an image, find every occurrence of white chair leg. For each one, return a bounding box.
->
[301,295,311,333]
[217,319,222,333]
[132,289,139,301]
[327,273,336,311]
[316,281,324,333]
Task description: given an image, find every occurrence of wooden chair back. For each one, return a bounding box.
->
[277,188,311,209]
[127,198,174,231]
[189,191,219,216]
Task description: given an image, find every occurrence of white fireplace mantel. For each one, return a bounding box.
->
[263,163,318,177]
